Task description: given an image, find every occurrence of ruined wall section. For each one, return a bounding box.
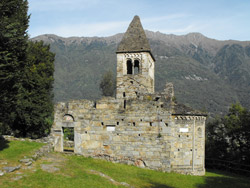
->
[52,100,95,152]
[52,97,205,175]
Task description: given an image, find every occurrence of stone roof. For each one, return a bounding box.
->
[116,15,155,60]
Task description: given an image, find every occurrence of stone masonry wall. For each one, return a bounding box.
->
[116,52,155,100]
[52,96,206,175]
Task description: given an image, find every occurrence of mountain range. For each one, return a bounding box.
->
[32,31,250,116]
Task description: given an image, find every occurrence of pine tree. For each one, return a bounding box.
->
[0,1,55,138]
[0,0,30,134]
[12,41,55,138]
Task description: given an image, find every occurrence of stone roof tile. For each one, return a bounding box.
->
[116,16,154,60]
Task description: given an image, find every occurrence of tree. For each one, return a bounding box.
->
[0,1,55,138]
[0,0,30,134]
[11,41,55,138]
[206,103,250,164]
[99,70,115,97]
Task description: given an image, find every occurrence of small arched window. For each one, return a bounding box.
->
[127,60,132,74]
[134,60,140,74]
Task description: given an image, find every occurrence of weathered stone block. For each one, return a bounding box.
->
[82,141,101,149]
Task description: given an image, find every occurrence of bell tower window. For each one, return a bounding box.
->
[126,59,140,75]
[127,60,133,74]
[134,60,140,74]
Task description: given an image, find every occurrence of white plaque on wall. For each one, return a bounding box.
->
[107,126,115,132]
[179,128,189,133]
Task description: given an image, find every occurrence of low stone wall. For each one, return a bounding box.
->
[63,140,74,149]
[0,135,53,177]
[2,135,54,159]
[2,135,54,144]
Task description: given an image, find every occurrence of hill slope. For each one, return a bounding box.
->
[1,139,250,188]
[32,31,250,115]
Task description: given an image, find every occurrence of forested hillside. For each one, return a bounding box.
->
[32,31,250,116]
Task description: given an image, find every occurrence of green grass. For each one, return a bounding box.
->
[59,156,250,188]
[1,169,124,188]
[0,139,44,163]
[1,140,250,188]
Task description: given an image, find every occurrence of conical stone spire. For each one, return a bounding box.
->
[116,16,153,59]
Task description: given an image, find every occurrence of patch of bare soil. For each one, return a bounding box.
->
[39,152,67,173]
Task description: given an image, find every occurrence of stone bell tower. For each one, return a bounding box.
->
[116,15,155,100]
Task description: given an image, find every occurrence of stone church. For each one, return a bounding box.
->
[52,16,206,175]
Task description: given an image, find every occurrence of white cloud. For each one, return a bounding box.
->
[30,20,130,37]
[27,0,250,40]
[142,14,189,24]
[160,24,196,34]
[29,14,195,38]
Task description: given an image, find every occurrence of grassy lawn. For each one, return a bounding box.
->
[1,140,250,188]
[0,139,44,164]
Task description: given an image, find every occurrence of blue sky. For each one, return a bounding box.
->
[28,0,250,41]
